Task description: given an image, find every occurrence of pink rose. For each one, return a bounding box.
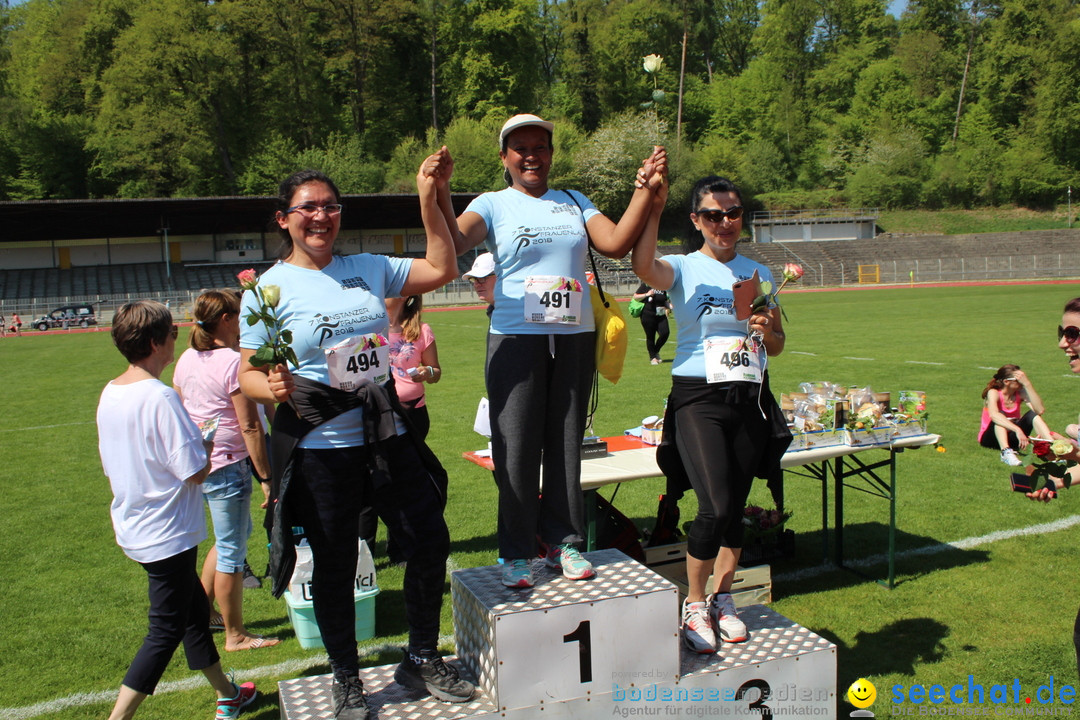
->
[237,268,258,290]
[782,263,804,281]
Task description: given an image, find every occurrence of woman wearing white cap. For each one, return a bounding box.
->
[462,252,496,313]
[433,113,667,588]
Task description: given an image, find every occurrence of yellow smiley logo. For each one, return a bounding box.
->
[847,678,877,709]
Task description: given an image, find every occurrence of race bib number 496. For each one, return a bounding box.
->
[703,336,764,384]
[326,333,391,390]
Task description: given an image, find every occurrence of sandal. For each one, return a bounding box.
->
[209,613,225,631]
[226,635,281,652]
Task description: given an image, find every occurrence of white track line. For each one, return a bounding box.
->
[842,357,875,361]
[0,421,94,433]
[0,634,458,719]
[789,351,817,356]
[772,514,1080,584]
[905,360,945,366]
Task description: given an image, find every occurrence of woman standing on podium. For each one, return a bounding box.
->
[631,175,789,654]
[237,157,474,719]
[432,113,667,589]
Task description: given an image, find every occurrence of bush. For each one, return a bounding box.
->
[571,110,666,215]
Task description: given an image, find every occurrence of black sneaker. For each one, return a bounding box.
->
[331,676,369,720]
[393,650,475,703]
[242,563,261,590]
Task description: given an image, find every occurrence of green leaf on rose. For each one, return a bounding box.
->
[252,344,277,367]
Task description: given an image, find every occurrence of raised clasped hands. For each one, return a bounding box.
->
[635,146,668,193]
[418,145,454,190]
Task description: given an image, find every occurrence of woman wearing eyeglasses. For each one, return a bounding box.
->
[430,114,666,589]
[631,175,789,655]
[978,364,1053,466]
[97,301,259,720]
[237,153,474,719]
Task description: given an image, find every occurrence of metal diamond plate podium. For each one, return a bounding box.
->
[278,549,836,719]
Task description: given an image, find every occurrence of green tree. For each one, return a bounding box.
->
[439,0,544,122]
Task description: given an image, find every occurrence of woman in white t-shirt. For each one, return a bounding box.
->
[434,114,666,588]
[96,300,257,720]
[632,176,788,656]
[173,290,278,652]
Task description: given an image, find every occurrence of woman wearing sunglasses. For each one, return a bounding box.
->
[631,175,789,655]
[978,364,1053,466]
[1027,299,1080,683]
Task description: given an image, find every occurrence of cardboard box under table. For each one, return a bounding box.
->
[644,541,772,606]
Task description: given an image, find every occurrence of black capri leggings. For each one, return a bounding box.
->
[673,383,770,560]
[979,409,1037,450]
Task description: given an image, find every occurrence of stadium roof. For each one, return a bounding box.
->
[0,193,479,242]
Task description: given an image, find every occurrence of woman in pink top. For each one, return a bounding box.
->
[978,364,1052,466]
[173,290,279,652]
[359,294,442,559]
[386,295,441,441]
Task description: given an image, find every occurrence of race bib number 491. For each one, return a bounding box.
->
[524,275,583,325]
[326,333,391,390]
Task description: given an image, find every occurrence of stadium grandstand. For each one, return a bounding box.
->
[1,195,1078,327]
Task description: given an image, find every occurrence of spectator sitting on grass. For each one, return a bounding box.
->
[978,364,1052,467]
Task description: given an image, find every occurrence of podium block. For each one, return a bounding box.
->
[451,548,679,712]
[277,605,836,719]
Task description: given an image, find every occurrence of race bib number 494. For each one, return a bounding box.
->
[524,275,583,325]
[703,336,764,384]
[325,333,391,390]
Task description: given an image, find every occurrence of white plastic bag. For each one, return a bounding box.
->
[289,538,376,601]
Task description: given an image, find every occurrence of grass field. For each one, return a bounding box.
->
[4,281,1080,718]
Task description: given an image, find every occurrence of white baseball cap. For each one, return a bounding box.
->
[463,252,495,281]
[499,114,554,148]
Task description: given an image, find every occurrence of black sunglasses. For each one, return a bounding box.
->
[170,325,179,340]
[695,206,744,223]
[1059,325,1080,343]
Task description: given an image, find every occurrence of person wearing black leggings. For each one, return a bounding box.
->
[633,282,672,364]
[632,175,788,655]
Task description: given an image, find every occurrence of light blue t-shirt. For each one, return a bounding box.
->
[665,251,775,379]
[464,188,601,335]
[239,254,411,447]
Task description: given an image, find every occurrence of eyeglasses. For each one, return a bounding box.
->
[1059,325,1080,343]
[468,276,492,286]
[695,206,744,223]
[285,203,343,217]
[170,325,179,340]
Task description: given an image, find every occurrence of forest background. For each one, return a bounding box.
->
[1,0,1078,218]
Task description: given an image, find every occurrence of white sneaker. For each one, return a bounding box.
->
[1001,449,1022,467]
[708,593,748,643]
[681,599,716,654]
